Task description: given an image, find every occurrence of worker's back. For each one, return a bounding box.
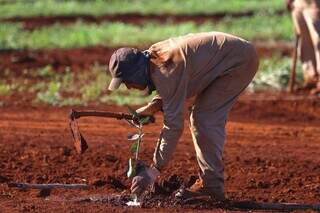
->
[148,32,255,99]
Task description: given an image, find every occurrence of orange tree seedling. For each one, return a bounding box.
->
[126,106,151,178]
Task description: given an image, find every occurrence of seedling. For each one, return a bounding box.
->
[126,106,150,178]
[125,106,151,207]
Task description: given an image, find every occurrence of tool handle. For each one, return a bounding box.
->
[8,182,89,190]
[70,109,155,123]
[71,110,132,119]
[289,34,299,93]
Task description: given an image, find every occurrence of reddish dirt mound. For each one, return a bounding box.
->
[0,42,293,74]
[0,93,320,211]
[2,10,285,30]
[0,46,112,74]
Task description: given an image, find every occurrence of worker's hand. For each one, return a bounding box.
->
[130,114,155,126]
[286,0,294,11]
[136,97,162,115]
[131,165,160,196]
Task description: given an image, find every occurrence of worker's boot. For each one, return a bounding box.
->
[175,178,225,202]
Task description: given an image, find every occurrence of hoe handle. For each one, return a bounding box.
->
[289,34,299,93]
[70,109,155,123]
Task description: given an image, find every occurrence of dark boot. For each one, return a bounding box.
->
[175,179,225,201]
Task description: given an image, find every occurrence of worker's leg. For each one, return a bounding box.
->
[292,9,318,85]
[189,45,259,199]
[303,8,320,89]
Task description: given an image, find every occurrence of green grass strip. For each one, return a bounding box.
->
[0,0,284,18]
[250,56,303,91]
[0,14,294,50]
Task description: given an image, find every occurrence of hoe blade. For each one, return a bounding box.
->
[69,116,88,154]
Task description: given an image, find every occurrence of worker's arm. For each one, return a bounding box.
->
[152,75,187,170]
[153,106,185,170]
[130,84,186,195]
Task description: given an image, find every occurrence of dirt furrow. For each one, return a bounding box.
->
[1,10,285,30]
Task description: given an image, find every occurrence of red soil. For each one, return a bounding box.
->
[0,92,320,212]
[2,11,285,30]
[0,46,112,75]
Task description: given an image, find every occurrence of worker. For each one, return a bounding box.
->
[287,0,320,94]
[107,32,259,201]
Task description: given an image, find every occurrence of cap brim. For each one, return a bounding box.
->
[108,77,122,91]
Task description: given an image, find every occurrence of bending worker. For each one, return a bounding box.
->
[287,0,320,94]
[107,32,259,201]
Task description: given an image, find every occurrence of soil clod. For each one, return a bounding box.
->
[106,176,126,190]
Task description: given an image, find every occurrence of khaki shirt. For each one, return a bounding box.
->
[147,32,253,169]
[293,0,320,9]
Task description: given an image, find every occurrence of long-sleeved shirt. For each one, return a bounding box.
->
[146,32,255,169]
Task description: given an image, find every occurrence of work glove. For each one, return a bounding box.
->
[131,165,160,196]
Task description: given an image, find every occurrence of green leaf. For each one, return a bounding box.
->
[130,142,138,153]
[139,116,150,125]
[127,158,136,178]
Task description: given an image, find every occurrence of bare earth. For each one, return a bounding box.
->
[0,92,320,212]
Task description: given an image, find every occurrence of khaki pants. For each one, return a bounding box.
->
[292,8,320,83]
[189,45,259,196]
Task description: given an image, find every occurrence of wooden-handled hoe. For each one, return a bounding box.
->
[69,109,155,154]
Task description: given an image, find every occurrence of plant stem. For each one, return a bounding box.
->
[135,125,142,161]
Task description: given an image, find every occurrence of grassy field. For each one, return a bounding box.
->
[0,14,293,50]
[250,56,303,91]
[0,0,284,18]
[0,57,302,107]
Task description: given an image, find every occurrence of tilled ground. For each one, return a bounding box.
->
[1,11,285,30]
[0,93,320,212]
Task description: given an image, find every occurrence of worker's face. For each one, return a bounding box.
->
[124,82,146,90]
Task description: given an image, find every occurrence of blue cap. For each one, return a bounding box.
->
[108,47,145,91]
